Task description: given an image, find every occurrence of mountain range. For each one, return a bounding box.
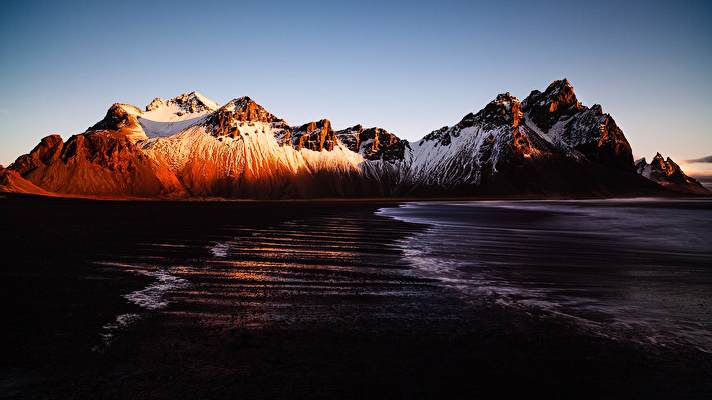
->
[1,79,708,198]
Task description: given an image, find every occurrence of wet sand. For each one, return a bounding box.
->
[1,195,711,399]
[380,199,712,352]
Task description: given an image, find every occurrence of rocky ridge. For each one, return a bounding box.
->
[2,80,706,198]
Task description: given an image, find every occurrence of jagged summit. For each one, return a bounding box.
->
[203,96,289,140]
[146,91,219,114]
[651,152,666,163]
[217,96,282,123]
[647,153,682,176]
[530,79,577,104]
[494,91,520,104]
[88,103,147,142]
[522,79,581,129]
[635,153,708,194]
[474,92,522,129]
[222,96,252,109]
[546,78,575,96]
[519,79,633,170]
[90,104,141,131]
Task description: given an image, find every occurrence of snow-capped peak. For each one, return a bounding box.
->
[137,91,219,138]
[146,91,219,114]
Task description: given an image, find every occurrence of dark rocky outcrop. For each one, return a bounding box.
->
[290,119,336,151]
[205,97,289,140]
[89,104,142,132]
[522,79,581,130]
[335,125,409,161]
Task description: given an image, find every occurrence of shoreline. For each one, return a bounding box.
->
[1,190,707,204]
[2,197,711,399]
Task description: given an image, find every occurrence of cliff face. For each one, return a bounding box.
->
[11,135,65,175]
[290,120,337,152]
[2,81,702,199]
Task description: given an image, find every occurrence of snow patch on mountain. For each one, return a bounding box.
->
[140,120,365,195]
[139,115,209,138]
[411,125,501,186]
[406,93,534,188]
[138,92,218,138]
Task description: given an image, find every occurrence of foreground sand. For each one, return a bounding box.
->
[1,195,710,399]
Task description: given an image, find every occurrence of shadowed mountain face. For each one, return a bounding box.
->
[1,81,706,198]
[521,79,634,170]
[335,125,410,162]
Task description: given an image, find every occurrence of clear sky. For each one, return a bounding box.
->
[1,0,711,174]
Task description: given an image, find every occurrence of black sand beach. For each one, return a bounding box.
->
[1,195,711,399]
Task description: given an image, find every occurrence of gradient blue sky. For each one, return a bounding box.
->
[2,0,711,173]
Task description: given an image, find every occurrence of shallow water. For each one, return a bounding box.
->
[378,198,712,352]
